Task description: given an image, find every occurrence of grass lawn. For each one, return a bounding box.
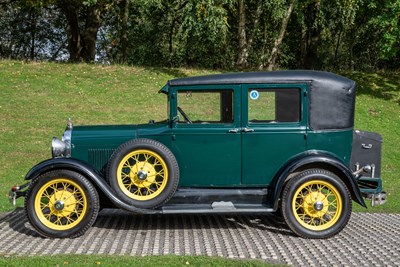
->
[0,60,399,213]
[0,255,281,267]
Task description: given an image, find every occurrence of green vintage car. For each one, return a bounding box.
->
[10,71,386,239]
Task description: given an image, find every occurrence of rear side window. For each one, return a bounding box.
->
[248,88,300,123]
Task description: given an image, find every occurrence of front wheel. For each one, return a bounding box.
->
[25,170,99,238]
[281,169,352,239]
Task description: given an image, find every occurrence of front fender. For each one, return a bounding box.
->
[24,158,161,214]
[270,151,366,210]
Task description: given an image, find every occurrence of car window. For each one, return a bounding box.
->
[248,88,300,123]
[177,90,234,124]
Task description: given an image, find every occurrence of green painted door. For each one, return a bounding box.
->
[241,84,307,186]
[171,85,242,186]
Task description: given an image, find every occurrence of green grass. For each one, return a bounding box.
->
[0,61,399,213]
[0,255,280,267]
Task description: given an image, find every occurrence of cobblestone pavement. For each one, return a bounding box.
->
[0,209,399,266]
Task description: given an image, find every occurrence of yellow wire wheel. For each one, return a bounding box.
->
[25,170,99,238]
[34,178,87,230]
[292,180,342,231]
[282,169,351,239]
[117,149,169,201]
[108,138,179,209]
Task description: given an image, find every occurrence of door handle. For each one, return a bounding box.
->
[362,143,372,149]
[228,128,239,133]
[242,128,254,133]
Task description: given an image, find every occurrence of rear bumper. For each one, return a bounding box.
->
[358,176,386,206]
[362,191,387,206]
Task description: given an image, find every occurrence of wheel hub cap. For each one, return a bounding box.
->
[314,201,324,211]
[303,191,329,217]
[54,200,65,211]
[137,170,148,181]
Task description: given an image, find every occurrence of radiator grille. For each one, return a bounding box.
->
[88,148,115,174]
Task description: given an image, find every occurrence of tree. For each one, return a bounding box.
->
[58,0,112,62]
[266,0,296,70]
[235,0,262,68]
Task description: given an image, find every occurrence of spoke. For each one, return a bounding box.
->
[54,216,62,225]
[298,213,307,221]
[42,190,53,199]
[143,154,152,163]
[306,185,314,194]
[123,160,132,168]
[131,154,140,162]
[65,216,75,224]
[40,202,50,209]
[75,198,84,206]
[50,184,59,193]
[295,202,303,211]
[121,173,130,180]
[133,188,141,196]
[146,187,155,194]
[153,159,160,166]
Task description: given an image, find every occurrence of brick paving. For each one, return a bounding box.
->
[0,209,399,266]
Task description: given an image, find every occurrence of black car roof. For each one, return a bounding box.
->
[167,70,353,88]
[165,70,356,131]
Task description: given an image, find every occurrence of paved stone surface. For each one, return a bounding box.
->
[1,209,400,266]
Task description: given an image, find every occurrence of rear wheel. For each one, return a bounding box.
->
[281,169,351,239]
[25,170,99,238]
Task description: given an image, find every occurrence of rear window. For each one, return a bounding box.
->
[248,88,300,123]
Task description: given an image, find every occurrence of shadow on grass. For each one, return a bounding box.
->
[342,71,400,103]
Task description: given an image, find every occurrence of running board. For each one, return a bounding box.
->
[161,202,274,214]
[167,188,269,206]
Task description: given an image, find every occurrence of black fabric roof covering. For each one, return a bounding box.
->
[168,70,356,130]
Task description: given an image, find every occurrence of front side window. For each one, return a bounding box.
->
[248,88,300,123]
[177,90,233,124]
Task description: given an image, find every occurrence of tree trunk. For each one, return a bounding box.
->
[334,29,342,68]
[236,0,248,68]
[302,1,321,69]
[119,0,130,64]
[59,2,103,63]
[247,0,262,56]
[29,7,37,60]
[81,5,102,62]
[59,2,82,62]
[266,0,296,71]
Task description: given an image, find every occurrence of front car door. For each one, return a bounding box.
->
[241,84,308,186]
[170,85,242,186]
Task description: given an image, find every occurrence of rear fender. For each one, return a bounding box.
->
[270,151,366,210]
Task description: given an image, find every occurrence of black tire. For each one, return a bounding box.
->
[25,170,99,238]
[107,138,179,209]
[281,169,352,239]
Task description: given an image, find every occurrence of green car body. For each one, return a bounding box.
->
[12,70,386,239]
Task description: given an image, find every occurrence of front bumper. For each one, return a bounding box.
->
[8,182,29,206]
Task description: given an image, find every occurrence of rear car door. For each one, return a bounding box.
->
[241,84,308,186]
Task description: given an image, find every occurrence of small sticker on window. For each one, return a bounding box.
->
[249,90,259,100]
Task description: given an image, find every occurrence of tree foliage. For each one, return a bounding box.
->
[0,0,399,70]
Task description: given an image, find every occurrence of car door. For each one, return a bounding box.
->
[171,85,242,186]
[241,84,307,186]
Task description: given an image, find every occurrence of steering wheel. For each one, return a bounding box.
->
[177,106,192,124]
